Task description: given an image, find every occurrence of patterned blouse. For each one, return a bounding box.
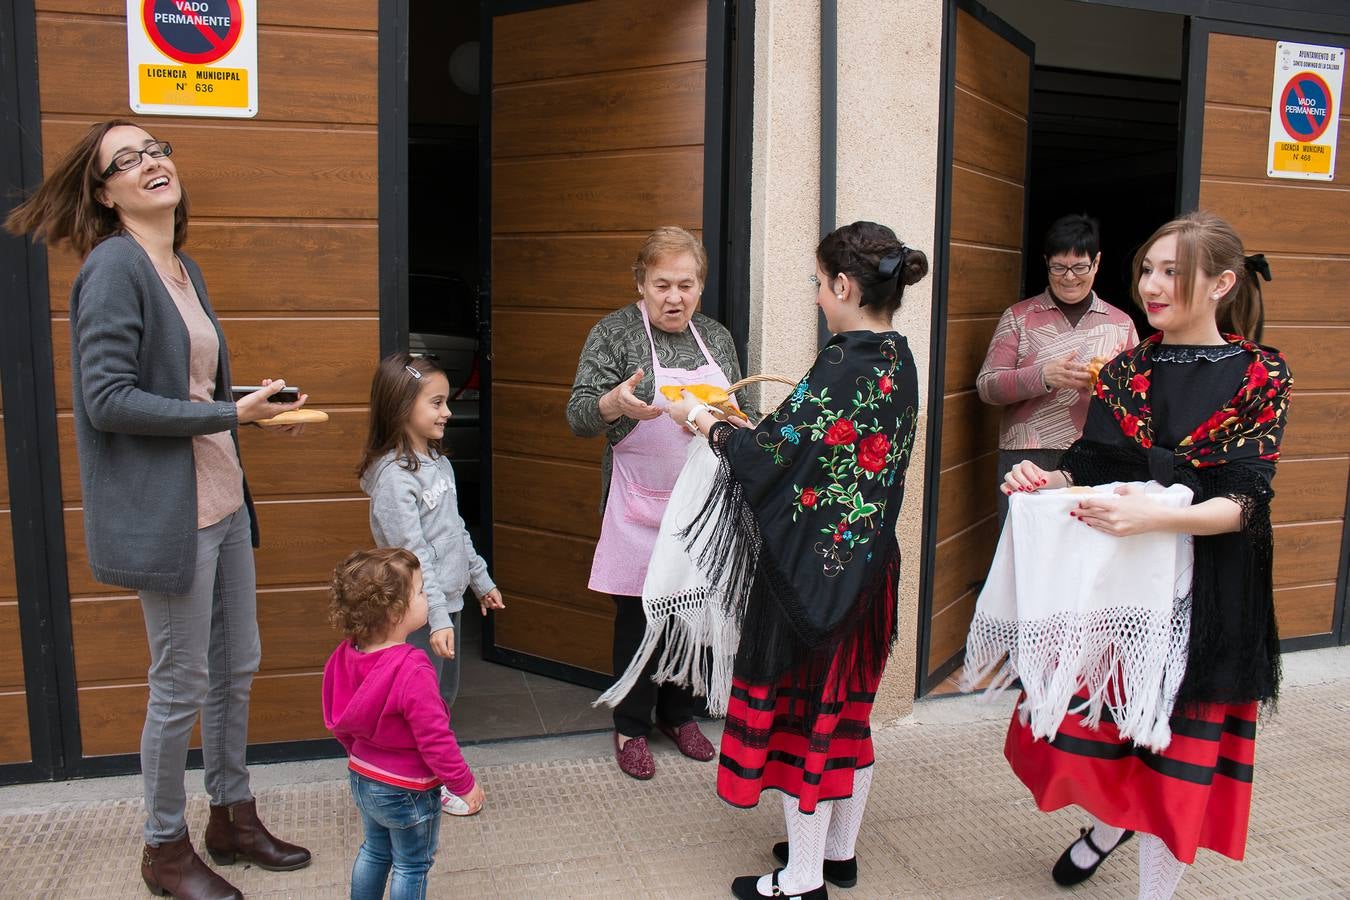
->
[976,290,1137,451]
[567,302,747,511]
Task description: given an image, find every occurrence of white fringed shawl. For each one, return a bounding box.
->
[963,482,1194,752]
[595,438,741,715]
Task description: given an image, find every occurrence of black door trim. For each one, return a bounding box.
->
[1079,0,1350,36]
[0,0,82,786]
[916,0,1034,697]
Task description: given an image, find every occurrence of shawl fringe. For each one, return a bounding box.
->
[1060,440,1281,707]
[678,422,900,731]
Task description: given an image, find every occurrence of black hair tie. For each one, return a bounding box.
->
[860,246,908,308]
[1244,253,1272,282]
[877,247,908,280]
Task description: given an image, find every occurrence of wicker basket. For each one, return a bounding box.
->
[727,373,798,394]
[719,373,798,424]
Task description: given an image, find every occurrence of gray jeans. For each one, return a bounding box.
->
[138,505,261,845]
[996,448,1068,524]
[406,609,463,707]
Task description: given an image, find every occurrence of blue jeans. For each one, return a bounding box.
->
[348,772,442,900]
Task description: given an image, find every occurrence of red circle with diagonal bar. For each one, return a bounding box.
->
[142,0,243,65]
[1278,72,1334,142]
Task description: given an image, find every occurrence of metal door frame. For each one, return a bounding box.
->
[915,0,1035,697]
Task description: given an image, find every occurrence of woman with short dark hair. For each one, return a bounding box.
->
[978,214,1137,520]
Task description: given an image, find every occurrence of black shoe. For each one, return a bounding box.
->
[1051,826,1135,886]
[772,842,857,888]
[731,869,828,899]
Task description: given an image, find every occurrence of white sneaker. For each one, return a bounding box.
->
[440,786,473,816]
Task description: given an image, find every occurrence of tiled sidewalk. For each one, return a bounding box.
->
[1,674,1346,898]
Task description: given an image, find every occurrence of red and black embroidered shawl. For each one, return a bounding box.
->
[1060,333,1293,706]
[682,331,919,717]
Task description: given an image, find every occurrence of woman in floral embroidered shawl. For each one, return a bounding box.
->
[667,222,926,900]
[1000,211,1290,900]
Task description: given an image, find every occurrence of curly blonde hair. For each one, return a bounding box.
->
[328,548,420,646]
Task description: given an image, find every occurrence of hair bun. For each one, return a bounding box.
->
[901,247,930,286]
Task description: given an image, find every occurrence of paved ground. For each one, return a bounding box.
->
[1,647,1346,899]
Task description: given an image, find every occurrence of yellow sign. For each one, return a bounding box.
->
[138,64,248,108]
[1266,42,1343,181]
[1270,141,1333,175]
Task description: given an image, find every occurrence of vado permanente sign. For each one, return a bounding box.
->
[126,0,258,118]
[1267,41,1344,181]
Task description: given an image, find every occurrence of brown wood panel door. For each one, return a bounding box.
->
[1190,29,1349,644]
[922,4,1032,689]
[33,1,380,760]
[486,0,709,677]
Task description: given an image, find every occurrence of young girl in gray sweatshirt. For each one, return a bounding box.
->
[358,353,503,815]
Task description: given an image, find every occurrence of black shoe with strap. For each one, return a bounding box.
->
[1051,826,1136,886]
[730,868,828,899]
[772,842,857,888]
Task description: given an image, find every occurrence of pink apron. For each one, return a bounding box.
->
[588,304,731,596]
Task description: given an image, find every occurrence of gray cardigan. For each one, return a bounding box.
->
[70,234,256,594]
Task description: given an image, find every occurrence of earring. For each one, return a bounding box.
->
[836,293,844,300]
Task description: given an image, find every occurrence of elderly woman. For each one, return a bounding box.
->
[567,225,748,779]
[977,214,1137,520]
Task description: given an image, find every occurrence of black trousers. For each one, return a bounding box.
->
[611,594,699,737]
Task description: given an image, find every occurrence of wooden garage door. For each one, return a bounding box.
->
[35,0,379,757]
[487,0,707,676]
[1190,28,1349,643]
[923,4,1032,689]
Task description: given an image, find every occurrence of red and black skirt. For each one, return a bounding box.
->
[1005,691,1258,863]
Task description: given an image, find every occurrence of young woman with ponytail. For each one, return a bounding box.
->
[998,211,1290,899]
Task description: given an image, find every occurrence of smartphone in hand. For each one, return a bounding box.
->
[231,385,301,404]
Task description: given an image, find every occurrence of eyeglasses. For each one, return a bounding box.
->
[1047,261,1094,277]
[100,141,173,179]
[808,274,822,288]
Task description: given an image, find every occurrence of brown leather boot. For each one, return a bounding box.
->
[204,798,312,872]
[141,832,243,899]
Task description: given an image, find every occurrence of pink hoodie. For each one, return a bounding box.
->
[322,641,475,796]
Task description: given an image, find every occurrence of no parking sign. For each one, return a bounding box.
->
[1266,41,1344,181]
[125,0,258,118]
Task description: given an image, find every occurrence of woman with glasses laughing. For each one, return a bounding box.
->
[6,120,311,899]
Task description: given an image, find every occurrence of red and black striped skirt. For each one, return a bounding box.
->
[717,669,884,814]
[1005,691,1258,864]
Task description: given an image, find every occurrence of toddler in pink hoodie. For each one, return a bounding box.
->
[323,547,484,900]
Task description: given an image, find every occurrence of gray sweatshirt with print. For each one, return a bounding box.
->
[361,450,495,632]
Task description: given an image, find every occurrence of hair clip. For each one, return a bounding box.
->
[405,364,422,379]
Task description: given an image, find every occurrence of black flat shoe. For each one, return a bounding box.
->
[731,868,828,899]
[773,842,857,888]
[1051,826,1135,886]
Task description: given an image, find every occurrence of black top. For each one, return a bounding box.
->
[1067,336,1289,705]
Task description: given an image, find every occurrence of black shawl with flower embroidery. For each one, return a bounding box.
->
[682,331,919,708]
[1060,333,1293,707]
